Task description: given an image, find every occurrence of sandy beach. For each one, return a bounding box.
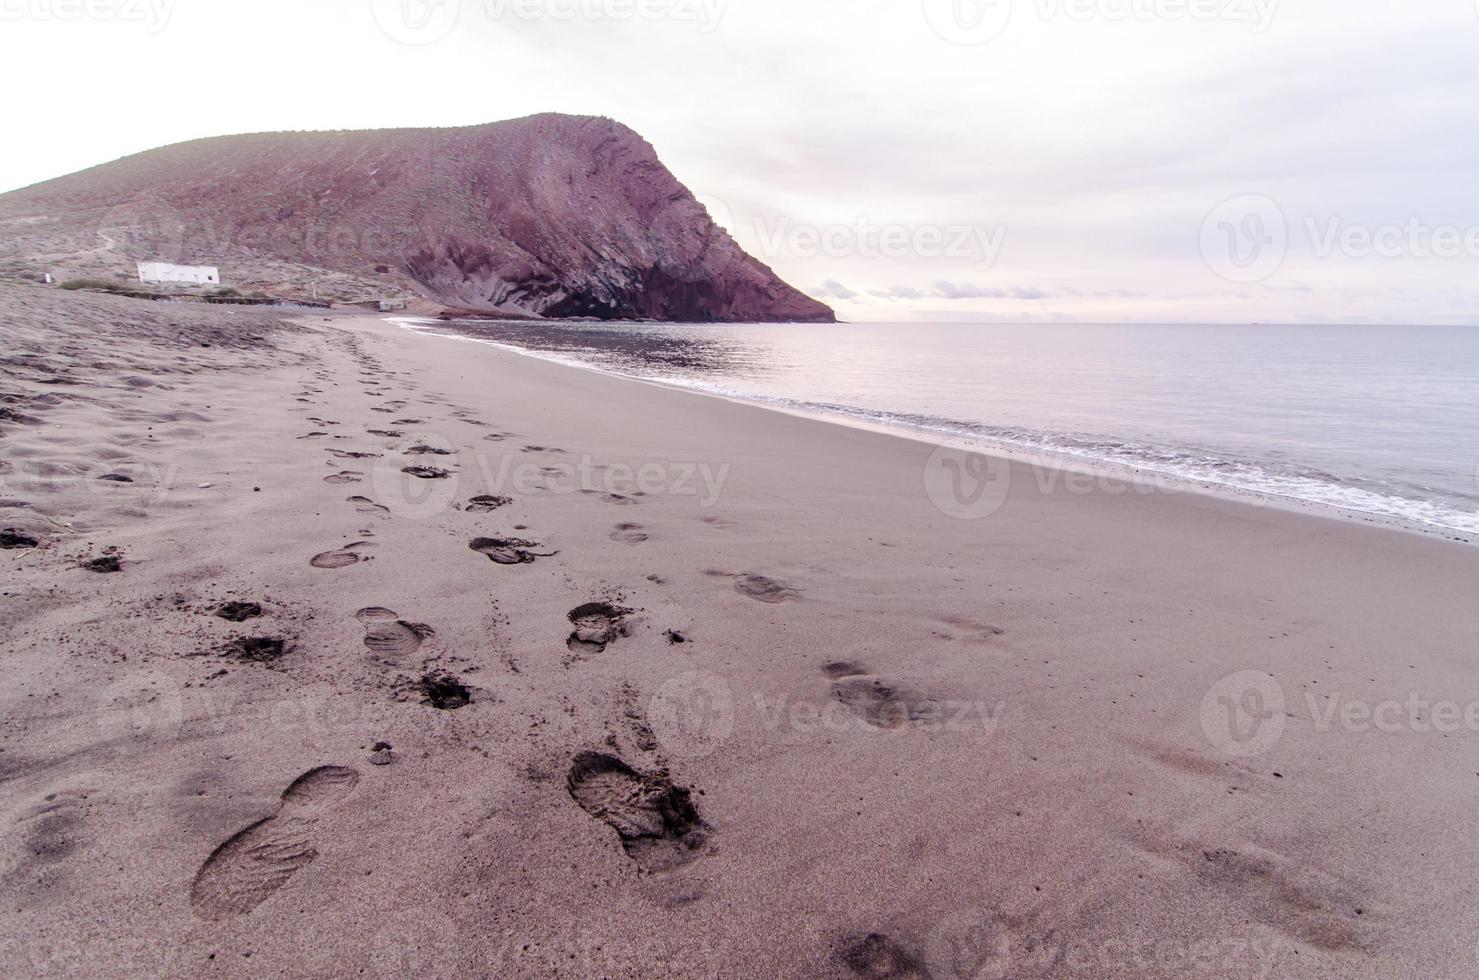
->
[3,285,1478,978]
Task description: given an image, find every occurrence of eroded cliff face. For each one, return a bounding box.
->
[0,114,835,323]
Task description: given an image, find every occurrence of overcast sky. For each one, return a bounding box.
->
[3,0,1478,323]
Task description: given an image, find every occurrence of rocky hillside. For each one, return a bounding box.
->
[0,114,834,322]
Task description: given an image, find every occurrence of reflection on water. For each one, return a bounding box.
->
[433,321,756,377]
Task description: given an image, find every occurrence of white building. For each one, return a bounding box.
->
[137,262,220,286]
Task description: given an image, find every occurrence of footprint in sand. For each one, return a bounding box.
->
[610,523,648,545]
[734,574,801,604]
[834,933,930,980]
[347,496,390,515]
[566,752,708,871]
[310,542,377,569]
[462,495,512,513]
[1172,841,1370,952]
[566,602,634,654]
[355,607,433,659]
[324,471,364,485]
[823,663,941,731]
[367,429,404,439]
[401,466,451,480]
[189,766,360,920]
[468,537,552,565]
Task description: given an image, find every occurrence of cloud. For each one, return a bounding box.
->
[812,279,858,300]
[869,285,924,300]
[5,0,1476,323]
[932,281,1049,301]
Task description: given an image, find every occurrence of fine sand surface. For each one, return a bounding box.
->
[2,284,1478,978]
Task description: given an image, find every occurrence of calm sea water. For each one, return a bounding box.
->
[406,319,1479,537]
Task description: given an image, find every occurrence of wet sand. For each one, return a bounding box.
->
[2,285,1478,978]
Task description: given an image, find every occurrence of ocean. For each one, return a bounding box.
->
[402,318,1479,539]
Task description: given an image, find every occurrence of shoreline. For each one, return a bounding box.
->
[391,315,1479,549]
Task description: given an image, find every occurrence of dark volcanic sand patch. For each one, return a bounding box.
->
[228,636,289,662]
[420,673,471,710]
[822,660,869,680]
[216,601,264,623]
[834,933,929,980]
[2,529,39,549]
